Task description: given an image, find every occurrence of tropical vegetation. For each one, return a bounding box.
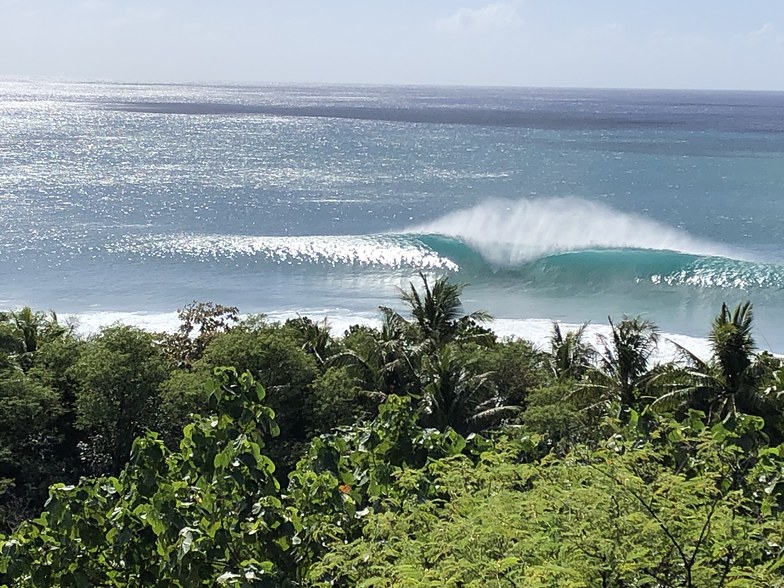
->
[1,276,784,586]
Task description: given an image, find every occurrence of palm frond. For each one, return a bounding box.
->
[467,405,522,430]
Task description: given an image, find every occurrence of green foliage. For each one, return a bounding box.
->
[0,374,64,531]
[305,366,366,435]
[465,337,546,407]
[73,325,168,474]
[0,368,290,587]
[0,322,23,362]
[547,321,595,381]
[27,335,83,397]
[0,309,70,373]
[162,301,239,369]
[712,301,755,384]
[419,344,518,434]
[331,316,420,398]
[310,414,784,587]
[288,393,475,575]
[594,316,660,406]
[199,323,318,400]
[284,316,335,368]
[2,290,784,586]
[197,323,320,472]
[157,370,213,448]
[0,313,81,529]
[653,302,782,439]
[392,271,493,350]
[522,381,597,448]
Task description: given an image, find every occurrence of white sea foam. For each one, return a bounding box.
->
[66,311,182,335]
[490,318,712,364]
[406,197,736,266]
[66,310,713,363]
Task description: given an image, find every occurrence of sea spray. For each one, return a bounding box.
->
[405,197,735,266]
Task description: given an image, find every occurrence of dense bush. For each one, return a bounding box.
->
[1,278,784,585]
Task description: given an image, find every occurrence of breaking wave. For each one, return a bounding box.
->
[107,198,784,291]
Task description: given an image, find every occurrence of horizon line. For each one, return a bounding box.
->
[1,74,783,95]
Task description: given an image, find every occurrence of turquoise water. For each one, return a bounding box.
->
[1,81,784,349]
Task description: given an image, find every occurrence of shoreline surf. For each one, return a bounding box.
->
[62,308,720,363]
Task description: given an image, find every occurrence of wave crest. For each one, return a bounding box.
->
[104,199,784,291]
[405,197,734,266]
[108,233,458,270]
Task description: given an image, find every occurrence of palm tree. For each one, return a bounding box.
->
[655,302,779,426]
[711,301,756,399]
[286,316,334,368]
[328,309,420,399]
[11,307,45,354]
[593,316,659,407]
[419,345,520,434]
[2,308,69,371]
[547,322,594,381]
[393,272,492,350]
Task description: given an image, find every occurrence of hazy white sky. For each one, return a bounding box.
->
[1,0,783,90]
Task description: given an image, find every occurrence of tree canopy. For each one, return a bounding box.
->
[1,284,784,586]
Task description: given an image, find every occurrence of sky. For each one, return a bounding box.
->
[1,0,783,90]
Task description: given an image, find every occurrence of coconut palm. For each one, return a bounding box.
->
[547,322,594,381]
[286,316,334,369]
[711,301,756,397]
[592,316,660,407]
[655,302,779,426]
[327,309,420,399]
[419,345,520,434]
[11,307,46,354]
[2,308,69,371]
[393,272,492,350]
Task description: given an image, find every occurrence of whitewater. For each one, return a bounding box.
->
[2,81,784,351]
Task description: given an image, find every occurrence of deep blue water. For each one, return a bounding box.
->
[1,80,784,350]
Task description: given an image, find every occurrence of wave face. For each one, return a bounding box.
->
[483,249,784,290]
[404,199,783,291]
[107,199,784,292]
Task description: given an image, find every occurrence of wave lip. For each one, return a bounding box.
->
[405,197,737,266]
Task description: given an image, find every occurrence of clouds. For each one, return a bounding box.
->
[436,1,523,33]
[743,22,784,48]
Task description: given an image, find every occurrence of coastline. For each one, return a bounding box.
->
[63,308,717,363]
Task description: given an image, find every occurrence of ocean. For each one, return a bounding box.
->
[2,80,784,355]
